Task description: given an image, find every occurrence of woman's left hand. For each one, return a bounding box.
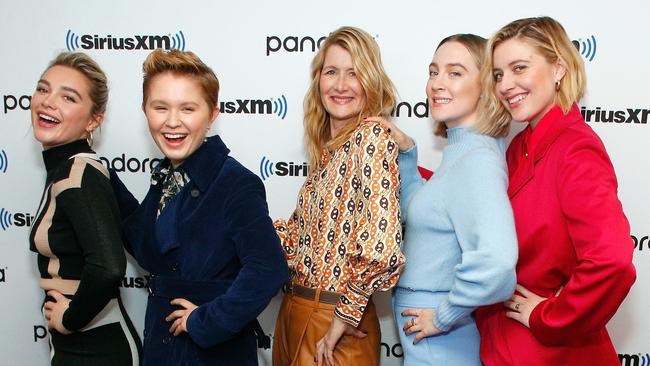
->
[401,308,441,344]
[166,298,198,336]
[315,316,367,366]
[43,290,72,335]
[504,284,547,328]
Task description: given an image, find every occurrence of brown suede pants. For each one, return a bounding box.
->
[272,293,380,366]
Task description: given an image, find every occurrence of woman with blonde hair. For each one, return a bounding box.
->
[273,26,404,366]
[475,16,635,365]
[30,52,141,365]
[371,33,518,365]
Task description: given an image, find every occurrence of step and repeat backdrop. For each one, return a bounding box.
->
[0,0,647,364]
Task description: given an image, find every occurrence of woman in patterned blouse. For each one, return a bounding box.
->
[272,26,405,366]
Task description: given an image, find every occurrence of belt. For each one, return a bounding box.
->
[290,283,341,305]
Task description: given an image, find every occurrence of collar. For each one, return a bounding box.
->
[42,139,93,172]
[152,135,230,192]
[525,104,582,163]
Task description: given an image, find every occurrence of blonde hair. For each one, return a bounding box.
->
[430,34,492,138]
[142,49,220,110]
[479,16,586,132]
[304,26,397,171]
[46,52,108,117]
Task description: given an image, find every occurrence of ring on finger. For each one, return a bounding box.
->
[514,302,520,311]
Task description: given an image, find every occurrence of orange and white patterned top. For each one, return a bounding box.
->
[275,121,405,326]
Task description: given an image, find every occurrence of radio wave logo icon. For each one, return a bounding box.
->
[171,31,186,50]
[259,156,275,181]
[66,30,81,51]
[0,149,8,173]
[574,35,597,62]
[273,95,288,119]
[0,208,12,231]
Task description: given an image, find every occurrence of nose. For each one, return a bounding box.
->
[41,92,56,110]
[165,109,182,128]
[428,75,445,94]
[334,73,347,92]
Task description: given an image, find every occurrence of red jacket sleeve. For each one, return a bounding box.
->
[528,131,636,345]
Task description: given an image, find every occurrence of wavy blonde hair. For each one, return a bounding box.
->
[304,26,396,171]
[478,16,586,133]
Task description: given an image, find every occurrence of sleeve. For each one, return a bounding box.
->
[397,144,425,223]
[528,135,636,346]
[274,208,300,267]
[434,150,518,331]
[334,122,406,327]
[186,170,289,348]
[58,167,127,331]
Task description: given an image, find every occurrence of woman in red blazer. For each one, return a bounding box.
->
[475,16,636,365]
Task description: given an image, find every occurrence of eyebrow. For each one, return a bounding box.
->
[508,59,531,67]
[430,62,469,71]
[38,79,83,100]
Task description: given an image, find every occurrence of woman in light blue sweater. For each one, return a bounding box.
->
[368,34,517,365]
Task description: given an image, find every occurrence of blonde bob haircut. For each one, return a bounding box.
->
[303,26,397,171]
[142,49,220,111]
[478,16,586,134]
[431,34,489,138]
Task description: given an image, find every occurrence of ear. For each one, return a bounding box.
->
[553,57,567,82]
[87,112,104,133]
[209,106,220,126]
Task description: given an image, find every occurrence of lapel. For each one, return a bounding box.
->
[507,104,582,199]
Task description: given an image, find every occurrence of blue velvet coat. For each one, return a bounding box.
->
[110,135,288,366]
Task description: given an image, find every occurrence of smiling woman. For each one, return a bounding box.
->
[29,52,142,366]
[109,49,288,366]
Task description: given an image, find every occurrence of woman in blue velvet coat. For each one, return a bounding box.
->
[110,49,288,365]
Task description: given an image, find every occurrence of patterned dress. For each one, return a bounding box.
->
[275,121,405,326]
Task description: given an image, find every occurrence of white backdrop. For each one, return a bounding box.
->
[0,1,647,364]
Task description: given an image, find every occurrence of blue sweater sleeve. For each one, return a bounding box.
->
[434,148,518,331]
[186,170,289,348]
[398,145,425,223]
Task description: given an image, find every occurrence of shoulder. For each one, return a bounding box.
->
[350,121,398,158]
[555,120,606,151]
[52,156,110,196]
[218,156,265,192]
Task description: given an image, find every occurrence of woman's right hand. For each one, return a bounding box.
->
[315,316,367,366]
[364,116,414,152]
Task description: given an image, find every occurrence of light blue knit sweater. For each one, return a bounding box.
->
[396,127,518,331]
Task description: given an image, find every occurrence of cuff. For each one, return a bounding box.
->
[434,299,473,332]
[334,282,371,327]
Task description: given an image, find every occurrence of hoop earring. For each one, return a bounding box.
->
[86,130,94,147]
[555,80,561,91]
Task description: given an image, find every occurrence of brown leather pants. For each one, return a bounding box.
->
[272,293,380,366]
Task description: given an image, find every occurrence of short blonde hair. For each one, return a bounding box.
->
[479,16,586,131]
[303,26,397,171]
[46,52,108,117]
[142,49,220,110]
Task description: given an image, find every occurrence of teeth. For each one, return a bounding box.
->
[332,97,352,103]
[39,114,60,123]
[508,94,527,104]
[164,133,186,139]
[434,98,451,104]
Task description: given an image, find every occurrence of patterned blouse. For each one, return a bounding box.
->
[275,121,405,326]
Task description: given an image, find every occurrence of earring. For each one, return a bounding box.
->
[86,130,94,147]
[555,80,561,91]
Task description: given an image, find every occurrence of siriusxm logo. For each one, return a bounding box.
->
[266,35,327,56]
[0,149,8,173]
[120,275,150,289]
[581,106,649,124]
[219,95,288,119]
[392,99,429,119]
[0,208,35,230]
[259,156,308,181]
[572,35,597,62]
[619,353,650,366]
[65,30,186,51]
[0,267,5,283]
[380,342,403,358]
[632,235,649,252]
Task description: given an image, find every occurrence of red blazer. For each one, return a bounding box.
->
[476,105,635,365]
